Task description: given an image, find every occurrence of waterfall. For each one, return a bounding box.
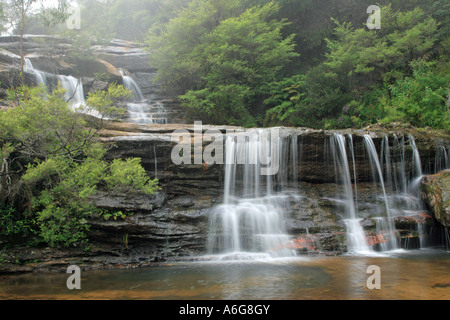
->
[291,134,299,189]
[329,134,428,253]
[382,135,430,249]
[381,136,393,192]
[435,146,449,173]
[330,134,373,254]
[364,135,398,251]
[23,58,86,110]
[149,102,169,124]
[22,61,170,123]
[348,134,359,208]
[24,58,47,86]
[57,75,86,108]
[391,135,408,194]
[204,127,447,258]
[119,69,144,102]
[207,129,296,260]
[119,69,169,124]
[408,135,423,194]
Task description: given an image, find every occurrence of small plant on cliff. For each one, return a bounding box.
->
[86,82,132,118]
[105,158,160,195]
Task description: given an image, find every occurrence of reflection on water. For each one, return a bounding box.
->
[0,250,449,300]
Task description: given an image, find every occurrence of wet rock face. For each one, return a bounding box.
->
[421,170,450,228]
[89,124,449,260]
[86,190,222,261]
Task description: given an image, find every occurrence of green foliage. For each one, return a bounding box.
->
[262,4,448,130]
[105,158,160,195]
[147,1,449,130]
[100,211,127,221]
[21,152,160,247]
[11,0,446,131]
[148,1,298,127]
[1,85,90,160]
[0,206,35,244]
[0,84,159,248]
[85,82,132,117]
[264,75,304,126]
[23,155,101,247]
[379,60,450,129]
[180,84,255,126]
[323,6,438,97]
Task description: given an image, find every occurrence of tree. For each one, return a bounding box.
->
[0,3,6,34]
[147,1,298,126]
[147,0,248,96]
[264,5,445,129]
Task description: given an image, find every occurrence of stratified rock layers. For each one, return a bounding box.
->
[85,123,450,261]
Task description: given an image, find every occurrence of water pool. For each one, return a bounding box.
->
[0,249,448,300]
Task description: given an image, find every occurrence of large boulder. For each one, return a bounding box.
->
[421,170,450,227]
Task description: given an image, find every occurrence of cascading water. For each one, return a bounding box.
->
[408,135,423,194]
[435,146,449,173]
[24,58,47,85]
[23,60,169,123]
[119,69,144,102]
[119,69,169,124]
[326,133,438,254]
[57,75,86,108]
[330,134,373,254]
[205,128,448,258]
[380,135,430,249]
[125,101,169,124]
[364,135,399,251]
[24,57,86,109]
[207,129,296,260]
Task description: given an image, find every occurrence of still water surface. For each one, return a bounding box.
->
[1,249,448,300]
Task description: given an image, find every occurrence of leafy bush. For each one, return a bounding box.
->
[385,60,450,130]
[0,206,35,244]
[105,158,160,195]
[0,84,159,247]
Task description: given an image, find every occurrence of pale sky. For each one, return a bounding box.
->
[1,0,80,35]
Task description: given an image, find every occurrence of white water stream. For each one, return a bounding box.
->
[207,130,296,260]
[119,69,169,124]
